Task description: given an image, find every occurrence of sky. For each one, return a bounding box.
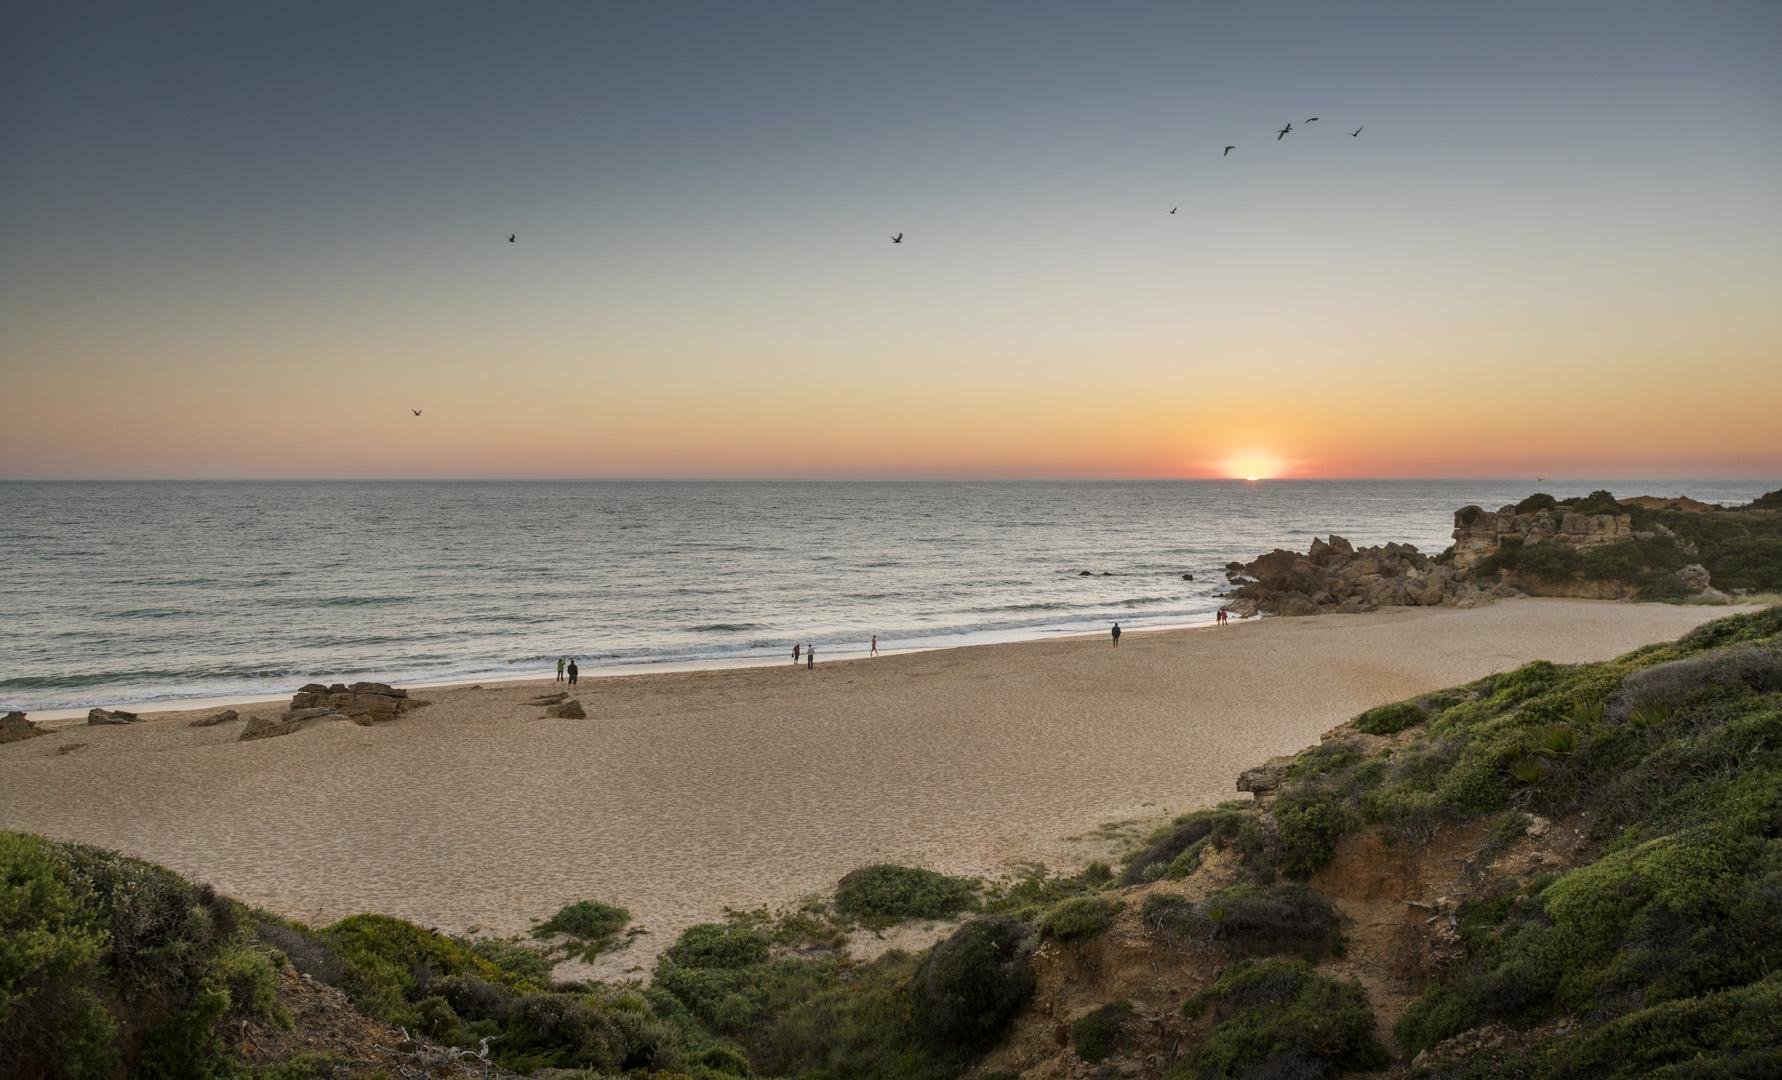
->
[2,1,1778,480]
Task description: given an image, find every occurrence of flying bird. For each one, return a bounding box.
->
[1169,207,1178,215]
[507,234,515,243]
[1277,123,1293,140]
[891,233,903,244]
[1224,145,1235,156]
[410,409,422,416]
[1305,117,1320,124]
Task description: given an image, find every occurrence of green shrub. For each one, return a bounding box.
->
[1142,884,1340,961]
[1172,959,1387,1079]
[833,864,978,926]
[910,916,1035,1051]
[1122,804,1272,885]
[1040,896,1122,941]
[1515,493,1560,513]
[321,913,530,1026]
[1565,489,1624,516]
[533,899,631,961]
[1274,791,1354,879]
[1355,700,1426,735]
[1071,1000,1133,1063]
[663,922,772,970]
[0,833,117,1076]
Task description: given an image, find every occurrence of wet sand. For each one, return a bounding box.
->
[0,598,1748,976]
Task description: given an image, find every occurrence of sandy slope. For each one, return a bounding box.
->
[0,599,1747,977]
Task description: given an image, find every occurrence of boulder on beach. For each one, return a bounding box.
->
[240,709,350,742]
[287,681,427,722]
[546,698,587,719]
[1,711,44,744]
[189,708,239,728]
[87,708,140,725]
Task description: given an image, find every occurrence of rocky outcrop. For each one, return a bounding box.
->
[190,708,239,728]
[1224,535,1508,616]
[87,708,141,725]
[287,682,429,723]
[1,711,44,744]
[237,682,428,742]
[1450,501,1643,572]
[545,698,587,719]
[240,709,352,742]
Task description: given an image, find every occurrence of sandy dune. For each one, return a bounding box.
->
[0,599,1748,976]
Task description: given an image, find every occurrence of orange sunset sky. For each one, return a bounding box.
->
[3,3,1779,480]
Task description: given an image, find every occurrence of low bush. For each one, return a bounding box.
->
[1274,790,1354,879]
[1040,895,1122,941]
[1172,959,1387,1079]
[834,864,978,926]
[0,833,275,1078]
[1605,645,1782,722]
[1142,884,1340,961]
[533,899,631,961]
[1122,804,1273,885]
[1355,699,1426,736]
[1072,1000,1133,1063]
[910,916,1035,1051]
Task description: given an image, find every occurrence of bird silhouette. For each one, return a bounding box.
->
[1169,207,1178,215]
[1224,145,1235,156]
[1305,117,1319,124]
[410,409,422,417]
[891,233,903,244]
[1350,126,1363,137]
[1277,123,1293,140]
[507,234,515,243]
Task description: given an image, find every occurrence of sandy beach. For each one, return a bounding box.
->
[0,598,1750,975]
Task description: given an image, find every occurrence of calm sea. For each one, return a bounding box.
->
[1,480,1772,714]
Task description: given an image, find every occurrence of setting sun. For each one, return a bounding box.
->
[1224,451,1282,482]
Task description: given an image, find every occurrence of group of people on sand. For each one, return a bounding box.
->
[791,635,880,669]
[554,656,578,684]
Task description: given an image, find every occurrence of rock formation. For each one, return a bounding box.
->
[287,682,429,723]
[1223,535,1509,616]
[238,683,428,742]
[1,710,44,744]
[86,708,141,725]
[1449,501,1641,572]
[545,698,587,719]
[190,708,239,727]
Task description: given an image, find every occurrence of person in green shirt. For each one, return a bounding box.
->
[556,656,566,683]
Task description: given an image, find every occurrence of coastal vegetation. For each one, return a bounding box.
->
[5,603,1781,1077]
[1471,488,1782,597]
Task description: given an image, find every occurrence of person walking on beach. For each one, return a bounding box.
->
[870,635,879,657]
[1216,608,1227,627]
[567,658,579,685]
[792,643,802,666]
[806,644,815,669]
[556,656,566,682]
[1111,622,1122,647]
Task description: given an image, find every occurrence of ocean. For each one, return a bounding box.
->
[1,479,1772,714]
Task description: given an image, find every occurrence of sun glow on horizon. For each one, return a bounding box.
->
[1224,451,1283,482]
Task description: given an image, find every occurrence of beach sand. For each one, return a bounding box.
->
[0,598,1750,976]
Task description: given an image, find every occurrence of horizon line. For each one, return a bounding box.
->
[2,476,1777,485]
